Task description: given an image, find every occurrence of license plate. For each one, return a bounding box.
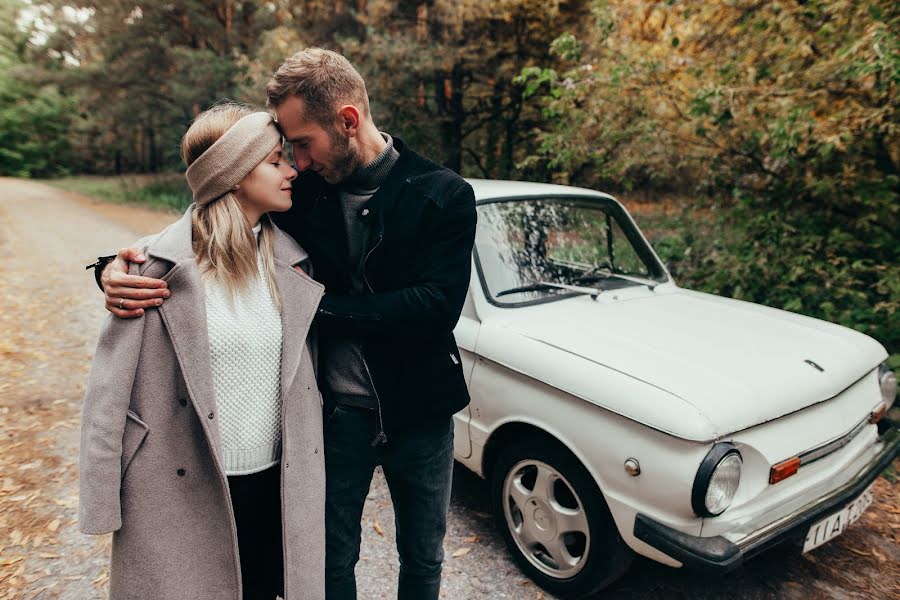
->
[802,484,875,553]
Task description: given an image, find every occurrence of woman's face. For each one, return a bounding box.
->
[234,143,297,225]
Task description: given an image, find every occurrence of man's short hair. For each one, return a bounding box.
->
[266,48,370,127]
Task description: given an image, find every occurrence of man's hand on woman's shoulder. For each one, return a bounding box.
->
[103,247,170,319]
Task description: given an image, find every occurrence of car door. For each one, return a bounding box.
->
[452,273,481,459]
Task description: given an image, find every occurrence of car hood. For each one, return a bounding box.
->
[479,287,887,439]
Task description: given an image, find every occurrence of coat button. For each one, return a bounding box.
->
[177,469,185,476]
[207,411,214,419]
[361,208,370,217]
[178,398,187,407]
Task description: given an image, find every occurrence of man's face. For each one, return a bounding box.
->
[275,95,361,185]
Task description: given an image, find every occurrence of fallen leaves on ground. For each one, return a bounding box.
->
[0,199,111,597]
[372,521,384,537]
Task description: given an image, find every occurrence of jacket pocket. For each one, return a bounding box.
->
[121,410,149,478]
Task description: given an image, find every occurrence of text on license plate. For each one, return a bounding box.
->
[802,483,875,553]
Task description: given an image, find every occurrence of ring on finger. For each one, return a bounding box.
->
[118,298,125,309]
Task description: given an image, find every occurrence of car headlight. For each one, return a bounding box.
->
[691,443,742,517]
[879,363,897,411]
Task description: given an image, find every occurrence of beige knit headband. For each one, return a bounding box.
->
[185,112,283,207]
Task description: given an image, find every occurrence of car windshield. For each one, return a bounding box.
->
[474,197,667,306]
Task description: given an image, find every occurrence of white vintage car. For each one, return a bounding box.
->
[450,180,899,598]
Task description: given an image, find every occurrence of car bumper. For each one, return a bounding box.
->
[633,424,900,572]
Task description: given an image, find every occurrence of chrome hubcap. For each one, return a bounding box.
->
[502,459,590,579]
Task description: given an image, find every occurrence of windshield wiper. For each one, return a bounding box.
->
[573,267,660,291]
[496,281,603,300]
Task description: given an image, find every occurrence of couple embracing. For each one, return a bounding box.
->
[78,47,476,600]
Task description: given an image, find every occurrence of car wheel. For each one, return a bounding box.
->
[491,437,633,598]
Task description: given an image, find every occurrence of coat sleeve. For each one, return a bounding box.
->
[78,305,146,534]
[315,180,476,342]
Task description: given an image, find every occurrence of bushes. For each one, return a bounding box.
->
[0,81,78,178]
[520,0,899,356]
[653,200,899,355]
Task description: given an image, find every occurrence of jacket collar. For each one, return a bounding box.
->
[298,135,424,221]
[362,135,413,220]
[148,204,310,267]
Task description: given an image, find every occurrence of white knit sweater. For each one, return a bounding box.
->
[205,224,283,475]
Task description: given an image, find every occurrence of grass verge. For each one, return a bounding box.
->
[45,174,191,213]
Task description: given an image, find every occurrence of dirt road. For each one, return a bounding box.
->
[0,178,897,599]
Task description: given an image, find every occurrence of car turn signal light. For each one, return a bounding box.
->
[870,402,887,424]
[769,456,800,484]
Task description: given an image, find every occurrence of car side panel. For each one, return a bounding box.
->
[462,353,711,567]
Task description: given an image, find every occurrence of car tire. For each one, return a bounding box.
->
[491,436,633,598]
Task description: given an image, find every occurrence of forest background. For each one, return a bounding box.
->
[1,0,897,362]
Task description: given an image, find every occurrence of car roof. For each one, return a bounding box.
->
[464,178,614,201]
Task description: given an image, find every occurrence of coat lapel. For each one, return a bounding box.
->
[145,208,223,455]
[158,262,222,454]
[272,228,325,397]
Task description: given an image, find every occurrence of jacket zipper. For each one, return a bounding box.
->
[362,232,383,297]
[362,231,387,446]
[362,355,388,447]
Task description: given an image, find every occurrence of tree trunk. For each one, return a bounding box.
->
[416,3,427,41]
[416,4,428,109]
[224,1,232,56]
[485,77,504,177]
[502,97,521,179]
[134,128,143,173]
[147,126,158,173]
[436,67,464,173]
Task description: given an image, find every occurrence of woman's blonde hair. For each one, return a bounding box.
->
[181,102,281,310]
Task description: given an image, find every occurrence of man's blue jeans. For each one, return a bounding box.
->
[324,404,454,600]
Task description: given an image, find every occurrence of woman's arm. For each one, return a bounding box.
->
[78,311,146,534]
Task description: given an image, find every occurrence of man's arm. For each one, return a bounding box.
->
[91,247,170,319]
[316,181,476,342]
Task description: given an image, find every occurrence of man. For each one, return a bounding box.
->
[94,48,476,599]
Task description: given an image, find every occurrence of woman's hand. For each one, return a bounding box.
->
[103,247,170,319]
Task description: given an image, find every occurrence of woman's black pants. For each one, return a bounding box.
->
[228,465,284,599]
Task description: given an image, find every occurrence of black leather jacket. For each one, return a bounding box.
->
[273,137,477,441]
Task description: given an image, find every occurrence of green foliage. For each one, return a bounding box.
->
[550,33,582,62]
[519,0,899,353]
[339,0,592,176]
[2,0,896,355]
[516,67,559,100]
[643,195,899,354]
[0,82,77,177]
[0,0,78,177]
[880,460,897,484]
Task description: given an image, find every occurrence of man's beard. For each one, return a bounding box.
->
[324,127,362,184]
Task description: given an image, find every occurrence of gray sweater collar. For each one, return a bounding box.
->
[342,133,399,194]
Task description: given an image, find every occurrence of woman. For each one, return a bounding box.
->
[78,103,325,599]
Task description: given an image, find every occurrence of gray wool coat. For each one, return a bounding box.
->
[79,208,326,600]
